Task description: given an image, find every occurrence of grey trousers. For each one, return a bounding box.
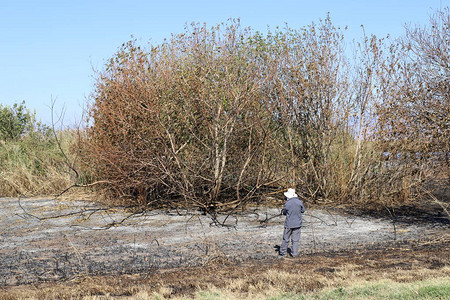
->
[280,227,301,256]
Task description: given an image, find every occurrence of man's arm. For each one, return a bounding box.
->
[300,201,305,213]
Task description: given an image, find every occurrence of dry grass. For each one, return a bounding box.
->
[0,130,76,198]
[0,165,72,197]
[1,242,448,299]
[1,266,448,299]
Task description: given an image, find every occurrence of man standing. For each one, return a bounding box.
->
[279,188,305,258]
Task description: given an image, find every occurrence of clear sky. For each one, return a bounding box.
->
[1,0,448,125]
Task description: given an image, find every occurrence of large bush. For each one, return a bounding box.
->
[0,101,34,141]
[82,19,361,210]
[82,22,277,209]
[82,12,449,211]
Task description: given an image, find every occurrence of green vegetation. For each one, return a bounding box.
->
[0,101,33,141]
[314,278,450,300]
[0,101,74,197]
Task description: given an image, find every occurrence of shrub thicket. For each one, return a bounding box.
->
[82,22,277,209]
[81,12,448,211]
[374,8,449,206]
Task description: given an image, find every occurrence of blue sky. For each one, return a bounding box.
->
[1,0,448,125]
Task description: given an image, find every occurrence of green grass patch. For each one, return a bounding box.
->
[308,277,450,300]
[188,277,450,300]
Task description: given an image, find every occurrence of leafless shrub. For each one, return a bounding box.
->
[374,8,449,206]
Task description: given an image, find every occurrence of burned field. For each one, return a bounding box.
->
[0,197,448,291]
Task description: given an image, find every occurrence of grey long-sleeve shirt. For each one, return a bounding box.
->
[282,197,305,228]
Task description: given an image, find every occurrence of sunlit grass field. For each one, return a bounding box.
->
[1,256,448,299]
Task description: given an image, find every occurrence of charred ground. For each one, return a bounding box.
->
[0,196,448,289]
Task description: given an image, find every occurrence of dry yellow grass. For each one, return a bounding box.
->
[0,129,78,198]
[1,245,448,300]
[0,166,72,197]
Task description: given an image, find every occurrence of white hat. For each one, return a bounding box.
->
[284,188,298,199]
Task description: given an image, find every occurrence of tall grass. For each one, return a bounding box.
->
[0,129,75,197]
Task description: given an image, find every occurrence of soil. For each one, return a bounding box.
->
[0,197,449,287]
